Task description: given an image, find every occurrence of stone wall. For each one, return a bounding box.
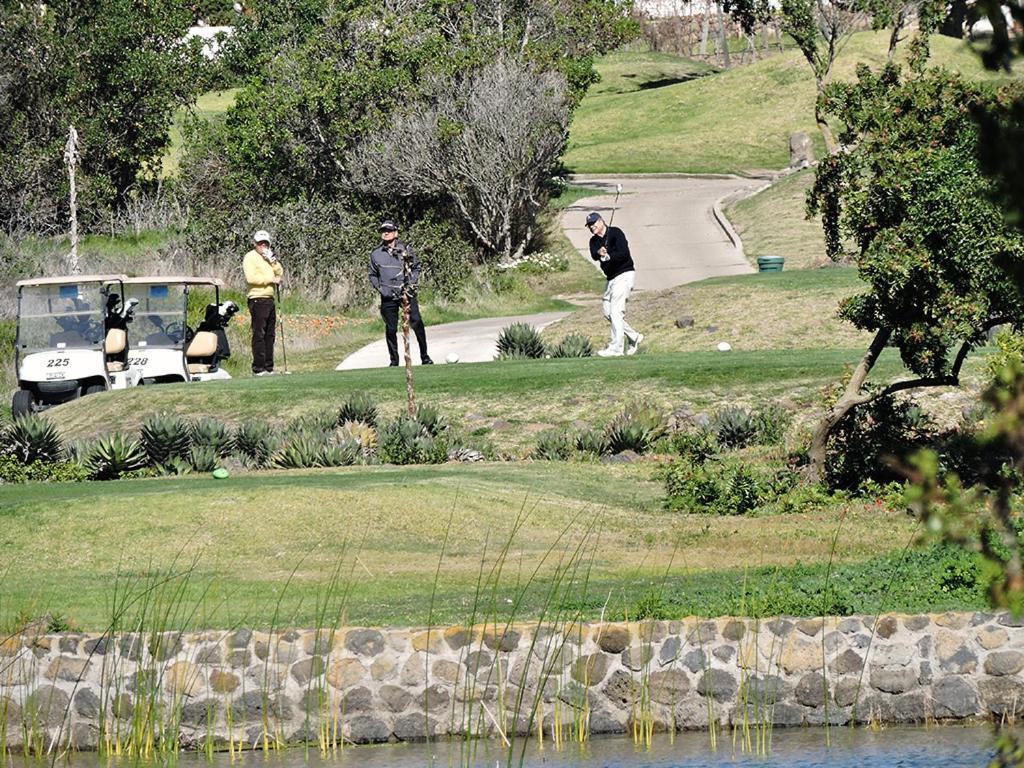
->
[2,611,1023,752]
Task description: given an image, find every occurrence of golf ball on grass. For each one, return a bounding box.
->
[716,342,732,352]
[445,352,460,364]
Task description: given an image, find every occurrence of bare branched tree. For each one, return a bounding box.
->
[348,57,570,262]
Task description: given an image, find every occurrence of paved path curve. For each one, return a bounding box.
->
[337,175,762,369]
[562,175,765,290]
[335,311,569,370]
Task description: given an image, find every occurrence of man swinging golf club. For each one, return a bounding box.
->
[586,208,643,357]
[243,229,283,376]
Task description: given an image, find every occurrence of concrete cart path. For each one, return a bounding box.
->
[562,175,766,290]
[336,311,569,370]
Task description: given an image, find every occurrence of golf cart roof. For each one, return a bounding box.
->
[122,276,225,288]
[16,274,127,288]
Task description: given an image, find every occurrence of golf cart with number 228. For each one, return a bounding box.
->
[121,276,239,384]
[11,274,142,417]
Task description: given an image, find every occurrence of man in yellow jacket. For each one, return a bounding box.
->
[243,229,283,376]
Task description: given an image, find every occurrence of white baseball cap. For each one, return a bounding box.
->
[253,230,271,244]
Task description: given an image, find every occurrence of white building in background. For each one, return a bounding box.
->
[185,24,234,59]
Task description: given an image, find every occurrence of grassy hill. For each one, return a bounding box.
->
[565,31,1002,174]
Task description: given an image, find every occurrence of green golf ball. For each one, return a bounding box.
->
[212,467,229,480]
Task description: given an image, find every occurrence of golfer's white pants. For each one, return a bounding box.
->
[602,271,638,353]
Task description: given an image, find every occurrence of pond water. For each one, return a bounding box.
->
[12,725,1001,768]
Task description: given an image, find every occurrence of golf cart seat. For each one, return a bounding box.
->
[185,331,219,373]
[105,328,127,372]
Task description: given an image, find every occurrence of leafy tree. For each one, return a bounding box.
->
[804,64,1024,479]
[0,1,205,235]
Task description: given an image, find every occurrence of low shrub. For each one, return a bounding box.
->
[709,407,758,449]
[574,427,610,457]
[669,429,719,464]
[664,457,798,515]
[752,405,792,446]
[188,445,220,473]
[0,455,88,484]
[378,416,451,465]
[497,322,546,359]
[337,420,378,457]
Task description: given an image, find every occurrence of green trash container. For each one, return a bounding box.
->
[757,256,785,273]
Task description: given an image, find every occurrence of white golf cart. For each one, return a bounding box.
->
[11,274,143,417]
[122,276,239,384]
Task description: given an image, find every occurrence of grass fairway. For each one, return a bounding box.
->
[0,462,931,630]
[49,347,912,451]
[566,32,1000,173]
[545,267,871,354]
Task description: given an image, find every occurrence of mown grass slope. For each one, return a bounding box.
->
[0,461,938,630]
[566,32,1001,173]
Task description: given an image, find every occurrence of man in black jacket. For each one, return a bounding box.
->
[586,211,643,357]
[369,220,433,366]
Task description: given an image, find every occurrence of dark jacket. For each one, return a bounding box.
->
[589,226,634,281]
[369,239,421,300]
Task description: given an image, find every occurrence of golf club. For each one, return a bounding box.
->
[608,182,622,228]
[274,284,292,374]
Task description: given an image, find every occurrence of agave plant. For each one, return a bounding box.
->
[284,411,337,440]
[415,404,448,437]
[533,429,575,461]
[318,440,361,467]
[140,413,192,467]
[338,393,378,427]
[550,332,594,359]
[496,322,546,359]
[188,445,220,473]
[233,420,275,468]
[84,434,148,480]
[7,414,63,464]
[337,420,378,456]
[574,427,610,457]
[710,407,758,449]
[190,418,232,457]
[378,417,448,465]
[272,434,328,469]
[604,402,667,454]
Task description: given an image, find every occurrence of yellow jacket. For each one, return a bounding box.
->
[243,249,283,299]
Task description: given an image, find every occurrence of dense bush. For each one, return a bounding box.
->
[664,457,799,515]
[378,409,453,465]
[0,455,88,484]
[669,430,719,464]
[823,395,934,492]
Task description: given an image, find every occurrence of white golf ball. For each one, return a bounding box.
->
[716,342,732,352]
[445,352,460,364]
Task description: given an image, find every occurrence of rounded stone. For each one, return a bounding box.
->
[869,665,917,694]
[431,659,461,685]
[73,689,100,719]
[984,650,1024,677]
[343,686,374,712]
[976,626,1009,650]
[649,669,689,704]
[874,616,898,639]
[696,669,737,702]
[932,676,979,718]
[596,626,630,654]
[210,670,240,694]
[795,672,826,707]
[380,684,413,713]
[291,656,326,685]
[25,685,71,726]
[571,653,609,685]
[722,620,746,641]
[345,629,385,657]
[327,658,367,689]
[346,715,391,744]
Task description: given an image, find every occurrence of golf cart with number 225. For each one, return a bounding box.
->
[11,274,142,417]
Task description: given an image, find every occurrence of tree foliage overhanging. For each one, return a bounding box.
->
[0,0,205,236]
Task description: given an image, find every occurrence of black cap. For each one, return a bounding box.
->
[585,212,602,227]
[379,220,398,232]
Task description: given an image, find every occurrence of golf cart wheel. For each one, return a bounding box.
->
[11,390,33,418]
[83,384,105,397]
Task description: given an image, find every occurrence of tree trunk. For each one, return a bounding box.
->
[807,328,891,482]
[717,4,731,68]
[940,0,967,38]
[699,0,710,56]
[814,80,838,155]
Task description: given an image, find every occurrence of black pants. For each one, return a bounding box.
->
[381,296,428,364]
[248,297,276,373]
